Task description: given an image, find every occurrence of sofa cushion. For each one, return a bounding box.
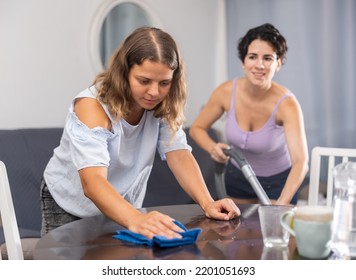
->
[143,128,219,206]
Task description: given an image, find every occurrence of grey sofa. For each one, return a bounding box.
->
[0,128,63,259]
[0,127,218,259]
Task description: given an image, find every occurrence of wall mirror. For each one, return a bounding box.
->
[90,0,162,73]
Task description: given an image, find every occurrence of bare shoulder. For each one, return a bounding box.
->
[277,92,303,124]
[209,80,234,109]
[213,80,233,96]
[74,97,111,130]
[281,90,301,110]
[272,82,303,123]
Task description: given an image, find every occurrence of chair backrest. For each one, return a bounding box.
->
[308,146,356,206]
[0,161,24,260]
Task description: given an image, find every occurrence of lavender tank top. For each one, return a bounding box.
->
[225,79,292,177]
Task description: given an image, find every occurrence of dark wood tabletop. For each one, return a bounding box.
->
[34,204,299,260]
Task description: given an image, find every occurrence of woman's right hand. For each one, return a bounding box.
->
[210,142,230,164]
[127,211,184,239]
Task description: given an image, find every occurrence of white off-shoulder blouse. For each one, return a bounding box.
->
[44,86,191,217]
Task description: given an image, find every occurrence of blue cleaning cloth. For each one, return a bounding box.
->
[113,220,202,248]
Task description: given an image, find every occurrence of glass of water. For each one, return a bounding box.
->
[258,205,294,247]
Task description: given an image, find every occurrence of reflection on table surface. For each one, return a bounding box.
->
[34,204,299,260]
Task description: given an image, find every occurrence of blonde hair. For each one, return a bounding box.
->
[93,27,187,134]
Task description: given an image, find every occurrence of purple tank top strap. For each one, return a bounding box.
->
[229,78,238,113]
[271,92,294,118]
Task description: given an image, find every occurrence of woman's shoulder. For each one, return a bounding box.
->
[72,87,112,130]
[271,81,293,96]
[74,86,97,99]
[205,79,237,112]
[273,85,302,122]
[212,79,236,98]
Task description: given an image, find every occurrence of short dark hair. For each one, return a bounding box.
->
[237,23,288,64]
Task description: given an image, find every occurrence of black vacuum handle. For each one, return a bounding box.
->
[223,148,271,205]
[223,148,248,168]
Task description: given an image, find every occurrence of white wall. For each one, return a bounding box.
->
[0,0,227,129]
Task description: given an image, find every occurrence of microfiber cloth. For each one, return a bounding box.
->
[113,220,202,248]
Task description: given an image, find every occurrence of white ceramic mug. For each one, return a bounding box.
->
[280,205,333,259]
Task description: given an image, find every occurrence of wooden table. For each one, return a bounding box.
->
[34,204,299,260]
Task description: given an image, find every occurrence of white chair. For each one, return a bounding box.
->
[308,146,356,207]
[0,161,24,260]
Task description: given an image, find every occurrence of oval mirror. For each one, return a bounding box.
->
[100,2,151,68]
[90,0,162,73]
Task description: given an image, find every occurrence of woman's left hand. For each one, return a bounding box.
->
[203,198,241,220]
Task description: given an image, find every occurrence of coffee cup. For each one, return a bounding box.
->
[280,205,333,259]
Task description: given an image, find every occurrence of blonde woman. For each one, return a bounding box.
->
[40,27,240,238]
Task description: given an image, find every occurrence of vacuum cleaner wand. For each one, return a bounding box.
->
[224,148,271,205]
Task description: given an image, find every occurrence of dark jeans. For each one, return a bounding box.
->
[40,179,80,236]
[225,161,298,204]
